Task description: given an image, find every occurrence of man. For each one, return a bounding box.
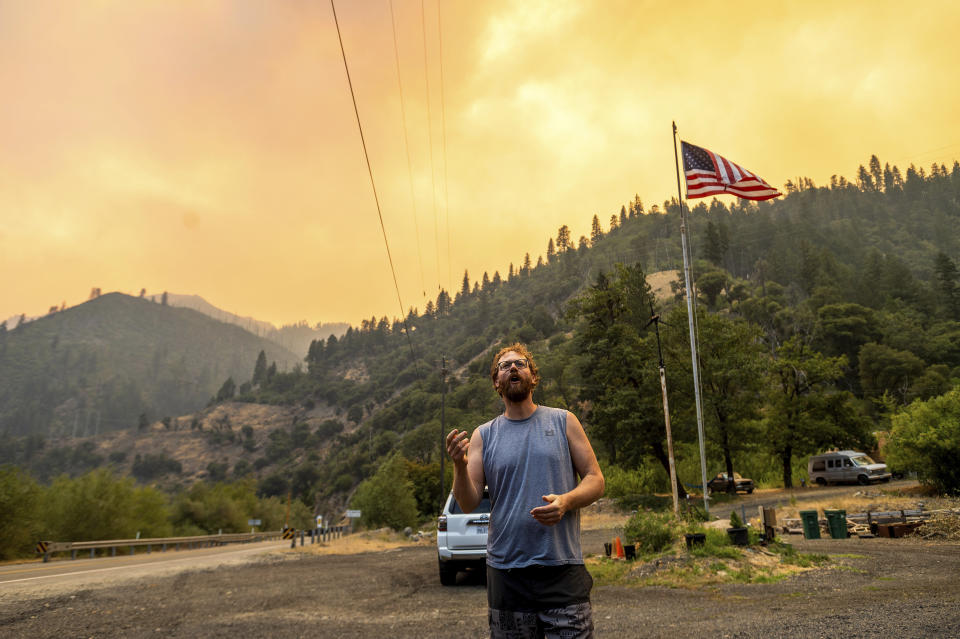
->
[446,343,604,638]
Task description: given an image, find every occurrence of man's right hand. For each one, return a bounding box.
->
[445,429,469,465]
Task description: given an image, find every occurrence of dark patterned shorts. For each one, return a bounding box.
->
[488,602,594,639]
[486,564,594,638]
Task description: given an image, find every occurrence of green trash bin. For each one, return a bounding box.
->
[824,509,848,539]
[799,510,821,539]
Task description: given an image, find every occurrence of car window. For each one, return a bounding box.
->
[449,497,491,514]
[851,455,874,466]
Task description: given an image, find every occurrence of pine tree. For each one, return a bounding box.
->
[619,206,627,226]
[869,155,883,190]
[253,350,268,385]
[508,263,515,280]
[590,215,603,244]
[856,165,873,191]
[609,214,619,231]
[460,270,470,299]
[546,238,556,263]
[523,253,532,275]
[556,225,572,253]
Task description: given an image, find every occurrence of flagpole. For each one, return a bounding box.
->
[672,121,710,517]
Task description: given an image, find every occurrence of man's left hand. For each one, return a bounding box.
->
[530,494,568,526]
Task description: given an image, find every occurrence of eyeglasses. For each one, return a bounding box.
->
[497,358,528,372]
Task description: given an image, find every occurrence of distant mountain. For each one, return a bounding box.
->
[146,293,349,357]
[0,293,301,438]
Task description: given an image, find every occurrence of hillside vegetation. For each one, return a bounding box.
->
[0,293,300,438]
[3,154,960,541]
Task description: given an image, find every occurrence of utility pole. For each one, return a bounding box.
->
[645,303,679,516]
[440,355,447,513]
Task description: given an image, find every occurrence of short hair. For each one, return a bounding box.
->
[489,342,540,391]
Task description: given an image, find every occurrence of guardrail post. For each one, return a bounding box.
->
[129,545,134,556]
[146,544,151,554]
[111,546,116,557]
[43,552,50,563]
[90,549,95,559]
[162,543,167,552]
[290,533,296,549]
[300,531,304,547]
[71,549,77,560]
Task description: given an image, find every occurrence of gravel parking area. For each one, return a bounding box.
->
[1,533,958,638]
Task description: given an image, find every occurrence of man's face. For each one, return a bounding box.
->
[494,350,534,402]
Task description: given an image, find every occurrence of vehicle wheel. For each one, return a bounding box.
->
[857,475,870,486]
[746,488,754,494]
[882,477,891,483]
[439,560,457,586]
[815,477,827,486]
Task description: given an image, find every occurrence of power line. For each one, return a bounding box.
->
[388,0,428,303]
[437,0,452,294]
[420,0,442,294]
[329,0,420,375]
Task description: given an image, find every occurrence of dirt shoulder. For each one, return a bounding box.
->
[2,527,959,638]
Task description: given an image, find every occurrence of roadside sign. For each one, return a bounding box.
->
[248,519,262,527]
[345,510,361,518]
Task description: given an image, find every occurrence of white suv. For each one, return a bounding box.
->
[436,491,490,586]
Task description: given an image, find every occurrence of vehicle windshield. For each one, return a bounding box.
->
[851,455,875,466]
[449,496,491,515]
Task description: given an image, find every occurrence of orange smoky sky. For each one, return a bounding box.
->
[2,0,959,328]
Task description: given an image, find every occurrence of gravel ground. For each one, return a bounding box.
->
[1,533,958,638]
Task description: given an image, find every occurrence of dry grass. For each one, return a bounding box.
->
[647,270,680,301]
[776,490,960,522]
[280,527,429,557]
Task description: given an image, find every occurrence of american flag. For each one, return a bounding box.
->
[681,141,781,201]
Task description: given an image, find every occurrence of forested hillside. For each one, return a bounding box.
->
[0,293,300,438]
[4,155,959,531]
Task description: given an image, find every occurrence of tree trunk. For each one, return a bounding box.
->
[721,425,735,493]
[651,441,688,499]
[781,446,793,488]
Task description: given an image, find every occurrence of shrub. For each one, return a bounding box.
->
[623,511,677,554]
[729,510,744,528]
[0,467,42,559]
[887,388,960,495]
[350,453,419,531]
[41,469,172,541]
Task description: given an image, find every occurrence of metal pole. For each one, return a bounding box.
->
[440,355,447,513]
[672,121,710,517]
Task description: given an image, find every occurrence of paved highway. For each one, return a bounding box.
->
[0,539,289,600]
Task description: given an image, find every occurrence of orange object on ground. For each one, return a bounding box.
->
[614,536,625,559]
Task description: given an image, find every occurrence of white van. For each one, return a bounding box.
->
[807,450,892,486]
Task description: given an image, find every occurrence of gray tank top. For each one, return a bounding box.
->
[479,406,582,569]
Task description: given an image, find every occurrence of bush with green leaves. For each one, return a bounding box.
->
[887,388,960,495]
[623,510,677,554]
[0,466,43,559]
[350,453,419,531]
[41,468,172,542]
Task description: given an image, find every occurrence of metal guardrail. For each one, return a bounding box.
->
[36,531,286,562]
[37,525,352,562]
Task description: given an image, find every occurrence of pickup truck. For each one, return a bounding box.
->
[706,472,755,494]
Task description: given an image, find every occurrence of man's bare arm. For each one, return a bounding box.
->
[446,427,485,513]
[530,412,604,526]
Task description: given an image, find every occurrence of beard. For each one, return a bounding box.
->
[501,375,534,402]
